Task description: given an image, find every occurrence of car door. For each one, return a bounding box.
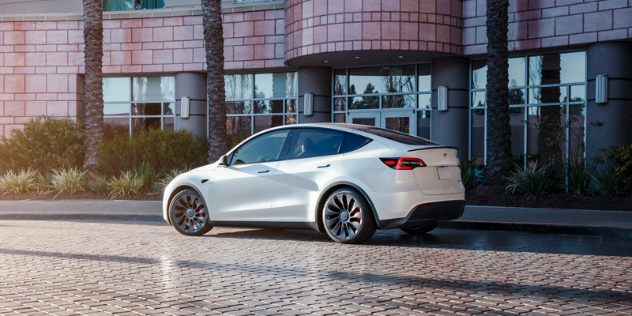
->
[272,129,344,222]
[207,129,291,221]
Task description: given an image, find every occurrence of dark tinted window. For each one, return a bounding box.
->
[288,129,343,159]
[358,126,439,146]
[339,134,370,153]
[231,130,289,164]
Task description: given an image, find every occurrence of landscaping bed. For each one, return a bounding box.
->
[467,184,632,211]
[0,191,161,201]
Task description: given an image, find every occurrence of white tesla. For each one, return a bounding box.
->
[162,123,465,244]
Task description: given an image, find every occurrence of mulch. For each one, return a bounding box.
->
[467,185,632,211]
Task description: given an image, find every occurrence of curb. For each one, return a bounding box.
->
[439,221,632,238]
[0,213,165,222]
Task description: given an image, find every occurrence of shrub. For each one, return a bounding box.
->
[36,172,53,193]
[566,156,591,195]
[603,145,632,191]
[107,171,143,199]
[0,117,85,173]
[461,158,483,189]
[98,129,208,177]
[89,175,109,195]
[0,169,38,195]
[588,172,620,196]
[153,167,190,194]
[134,162,159,193]
[51,167,86,196]
[505,161,556,198]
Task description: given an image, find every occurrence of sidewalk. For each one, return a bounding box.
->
[0,200,630,238]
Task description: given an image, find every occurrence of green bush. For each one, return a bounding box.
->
[51,167,86,196]
[588,172,620,196]
[98,129,208,177]
[107,171,143,199]
[603,145,632,190]
[0,117,85,173]
[566,157,591,195]
[89,175,109,195]
[0,169,38,195]
[460,158,483,189]
[153,167,190,194]
[505,161,556,198]
[134,162,159,193]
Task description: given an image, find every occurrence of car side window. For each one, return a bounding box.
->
[287,129,343,159]
[230,130,290,165]
[339,133,371,153]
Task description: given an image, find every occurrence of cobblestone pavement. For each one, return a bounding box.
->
[0,220,631,316]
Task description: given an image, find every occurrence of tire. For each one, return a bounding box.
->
[169,189,213,236]
[322,188,376,244]
[400,224,438,235]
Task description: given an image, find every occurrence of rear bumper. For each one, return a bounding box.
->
[377,200,465,230]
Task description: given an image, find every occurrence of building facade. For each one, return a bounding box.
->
[0,0,631,165]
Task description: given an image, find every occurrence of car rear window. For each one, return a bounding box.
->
[355,126,439,146]
[339,133,371,153]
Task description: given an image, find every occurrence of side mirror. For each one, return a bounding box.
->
[219,155,229,166]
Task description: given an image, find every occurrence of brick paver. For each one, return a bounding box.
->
[0,220,630,315]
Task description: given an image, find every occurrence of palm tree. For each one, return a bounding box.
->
[82,0,104,172]
[484,0,512,185]
[201,0,227,162]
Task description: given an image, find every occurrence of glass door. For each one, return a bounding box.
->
[346,111,380,127]
[381,109,416,135]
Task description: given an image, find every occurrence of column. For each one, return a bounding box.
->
[175,72,207,137]
[431,57,470,159]
[297,67,332,124]
[586,42,632,168]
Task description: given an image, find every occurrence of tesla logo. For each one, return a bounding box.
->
[443,153,447,159]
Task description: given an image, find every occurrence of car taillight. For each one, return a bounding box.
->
[380,157,426,170]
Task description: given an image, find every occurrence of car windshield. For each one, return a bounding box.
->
[352,126,439,146]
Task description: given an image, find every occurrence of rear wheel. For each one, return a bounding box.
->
[400,224,438,235]
[169,189,213,236]
[322,188,376,244]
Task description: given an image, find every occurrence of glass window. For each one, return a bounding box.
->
[339,134,370,154]
[104,118,130,138]
[231,130,290,165]
[254,115,284,133]
[334,69,347,95]
[471,60,487,90]
[255,100,284,114]
[356,126,439,146]
[382,94,415,108]
[287,129,344,159]
[133,77,174,102]
[103,78,131,102]
[103,0,165,11]
[227,116,252,149]
[104,103,130,116]
[418,64,431,92]
[349,66,415,95]
[417,110,431,139]
[255,73,297,99]
[349,96,379,109]
[225,74,253,100]
[508,57,526,87]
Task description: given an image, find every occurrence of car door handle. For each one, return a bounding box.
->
[317,164,331,168]
[258,170,270,173]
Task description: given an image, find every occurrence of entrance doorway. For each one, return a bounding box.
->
[346,109,416,135]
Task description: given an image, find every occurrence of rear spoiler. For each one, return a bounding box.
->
[407,146,459,152]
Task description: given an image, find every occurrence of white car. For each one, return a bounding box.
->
[163,123,465,244]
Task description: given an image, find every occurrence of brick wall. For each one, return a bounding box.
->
[0,10,285,136]
[462,0,632,55]
[284,0,464,61]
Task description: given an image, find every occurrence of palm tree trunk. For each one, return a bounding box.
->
[484,0,512,185]
[82,0,104,172]
[201,0,227,163]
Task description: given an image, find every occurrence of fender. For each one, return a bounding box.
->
[315,181,385,231]
[164,181,209,226]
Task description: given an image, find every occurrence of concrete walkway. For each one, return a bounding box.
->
[0,200,630,238]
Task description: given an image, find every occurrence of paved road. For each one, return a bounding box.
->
[0,220,630,315]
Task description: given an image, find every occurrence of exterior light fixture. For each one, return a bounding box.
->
[397,55,404,59]
[596,74,608,104]
[304,93,314,116]
[438,86,448,112]
[181,96,190,119]
[354,56,360,59]
[323,60,329,63]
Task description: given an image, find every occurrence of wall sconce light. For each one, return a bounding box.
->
[596,74,608,104]
[181,96,190,119]
[438,86,448,111]
[304,93,313,116]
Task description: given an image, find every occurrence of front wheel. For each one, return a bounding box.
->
[400,224,438,235]
[322,188,376,244]
[169,189,213,236]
